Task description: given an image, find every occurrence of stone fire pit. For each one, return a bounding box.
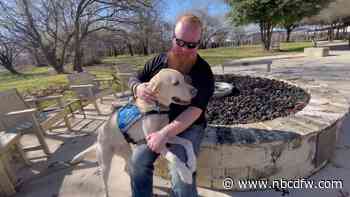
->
[155,74,349,191]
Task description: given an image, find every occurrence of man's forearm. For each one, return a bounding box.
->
[128,76,141,96]
[161,106,202,138]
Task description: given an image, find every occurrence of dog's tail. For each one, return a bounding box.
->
[70,144,97,164]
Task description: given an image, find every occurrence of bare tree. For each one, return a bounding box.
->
[0,0,150,73]
[0,0,76,73]
[0,34,22,74]
[65,0,148,72]
[126,0,169,56]
[190,9,229,49]
[106,29,136,56]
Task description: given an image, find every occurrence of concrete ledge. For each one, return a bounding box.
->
[304,47,330,57]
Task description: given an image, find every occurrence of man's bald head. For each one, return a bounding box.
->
[174,13,202,41]
[175,13,202,33]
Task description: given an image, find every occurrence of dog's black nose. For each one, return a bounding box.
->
[191,88,198,96]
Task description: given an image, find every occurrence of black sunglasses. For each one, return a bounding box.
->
[174,36,200,49]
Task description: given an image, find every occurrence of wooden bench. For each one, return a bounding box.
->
[110,63,138,98]
[0,131,30,196]
[67,72,117,115]
[0,89,85,158]
[221,59,273,73]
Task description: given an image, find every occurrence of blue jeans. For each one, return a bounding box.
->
[129,124,205,197]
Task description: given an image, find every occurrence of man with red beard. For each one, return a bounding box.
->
[128,13,214,197]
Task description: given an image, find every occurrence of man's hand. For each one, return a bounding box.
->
[135,82,157,103]
[146,131,168,153]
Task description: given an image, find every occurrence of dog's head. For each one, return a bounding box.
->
[148,68,197,106]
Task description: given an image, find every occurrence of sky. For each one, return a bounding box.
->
[162,0,230,22]
[160,0,260,33]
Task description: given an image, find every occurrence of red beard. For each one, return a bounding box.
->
[167,50,197,71]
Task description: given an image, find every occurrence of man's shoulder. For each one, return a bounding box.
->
[196,55,213,75]
[197,54,209,65]
[146,53,167,67]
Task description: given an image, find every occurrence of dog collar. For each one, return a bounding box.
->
[143,102,169,116]
[144,110,169,116]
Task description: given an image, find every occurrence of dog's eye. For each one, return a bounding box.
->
[172,80,179,86]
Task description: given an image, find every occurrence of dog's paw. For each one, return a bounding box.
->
[185,150,196,173]
[170,137,197,173]
[174,160,193,184]
[94,168,102,176]
[163,150,193,184]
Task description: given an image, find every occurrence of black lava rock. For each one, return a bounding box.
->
[207,75,310,125]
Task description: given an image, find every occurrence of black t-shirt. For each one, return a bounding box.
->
[134,53,214,126]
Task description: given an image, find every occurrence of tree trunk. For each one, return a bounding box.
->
[285,25,294,42]
[28,47,42,66]
[328,23,335,41]
[143,45,148,56]
[57,35,73,73]
[111,45,117,56]
[73,18,83,72]
[0,55,20,75]
[336,26,340,40]
[2,64,20,75]
[57,50,67,73]
[260,22,273,51]
[286,28,292,42]
[127,42,134,56]
[73,31,84,72]
[142,39,149,56]
[42,46,64,74]
[73,43,83,73]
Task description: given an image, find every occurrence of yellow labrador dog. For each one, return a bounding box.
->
[71,69,198,196]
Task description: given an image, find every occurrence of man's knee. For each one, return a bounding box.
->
[129,144,159,177]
